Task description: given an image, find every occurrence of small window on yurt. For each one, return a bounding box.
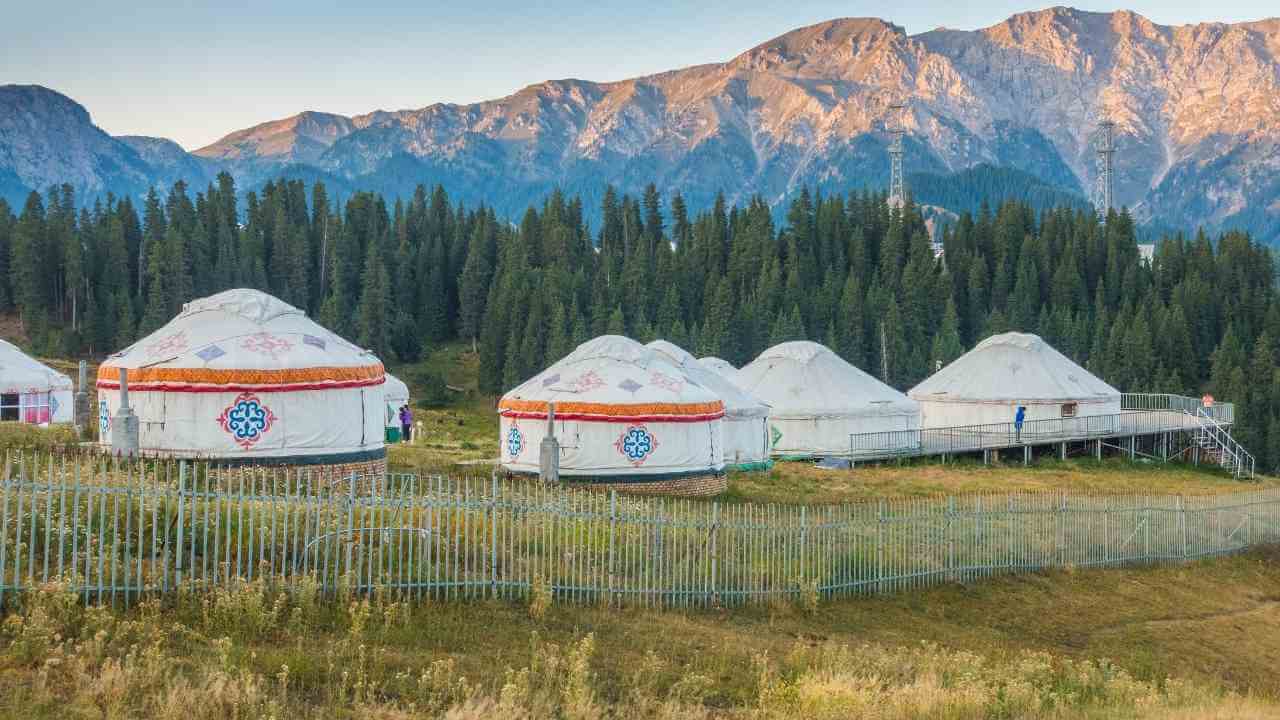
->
[0,394,18,422]
[1061,402,1078,418]
[21,392,51,424]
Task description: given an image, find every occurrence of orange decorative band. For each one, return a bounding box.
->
[97,363,385,391]
[499,399,724,423]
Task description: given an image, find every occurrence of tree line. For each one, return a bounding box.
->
[1,176,1279,471]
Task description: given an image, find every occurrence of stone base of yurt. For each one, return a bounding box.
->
[503,469,727,497]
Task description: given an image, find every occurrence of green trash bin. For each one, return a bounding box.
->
[385,426,401,443]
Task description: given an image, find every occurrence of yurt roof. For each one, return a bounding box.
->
[736,341,918,418]
[909,332,1120,404]
[647,340,768,418]
[0,339,72,394]
[97,289,383,391]
[698,356,738,378]
[384,373,410,403]
[500,335,724,421]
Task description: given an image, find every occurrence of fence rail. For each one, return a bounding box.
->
[1122,393,1233,422]
[847,409,1209,461]
[1,453,1277,608]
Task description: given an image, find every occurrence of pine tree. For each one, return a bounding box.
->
[931,298,964,371]
[606,306,626,336]
[356,240,390,358]
[458,219,496,350]
[10,192,46,329]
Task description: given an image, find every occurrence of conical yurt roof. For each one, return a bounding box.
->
[909,332,1119,403]
[647,340,767,418]
[98,288,383,388]
[500,335,723,418]
[384,373,410,404]
[698,356,738,378]
[0,338,72,394]
[736,341,918,418]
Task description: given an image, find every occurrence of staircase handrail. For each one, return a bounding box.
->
[1194,408,1255,479]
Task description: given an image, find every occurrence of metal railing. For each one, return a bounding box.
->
[1122,393,1233,423]
[0,452,1277,608]
[847,409,1210,461]
[1194,409,1256,479]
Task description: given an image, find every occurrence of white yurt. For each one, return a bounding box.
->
[96,289,385,465]
[383,372,411,433]
[499,335,726,494]
[735,341,921,458]
[0,339,73,425]
[909,332,1121,428]
[698,356,738,380]
[648,340,770,470]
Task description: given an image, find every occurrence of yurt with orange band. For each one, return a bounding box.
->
[648,340,770,471]
[96,288,386,467]
[498,335,726,495]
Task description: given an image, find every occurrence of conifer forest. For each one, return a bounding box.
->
[0,175,1276,470]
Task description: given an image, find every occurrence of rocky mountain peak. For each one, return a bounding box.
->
[194,110,355,163]
[2,9,1279,242]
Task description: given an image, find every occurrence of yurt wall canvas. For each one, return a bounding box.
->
[0,339,74,425]
[909,332,1122,429]
[735,341,920,458]
[499,336,725,482]
[648,341,770,469]
[97,289,385,462]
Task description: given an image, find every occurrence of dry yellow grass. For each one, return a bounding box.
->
[726,459,1276,504]
[3,548,1280,718]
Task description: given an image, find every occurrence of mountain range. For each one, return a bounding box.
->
[1,6,1278,241]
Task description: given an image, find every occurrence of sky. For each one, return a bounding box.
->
[3,0,1276,150]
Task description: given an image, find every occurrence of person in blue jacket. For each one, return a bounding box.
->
[1014,405,1026,442]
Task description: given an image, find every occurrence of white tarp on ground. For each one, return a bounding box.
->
[735,341,921,457]
[383,373,410,428]
[499,335,725,480]
[96,289,385,460]
[0,338,73,424]
[909,332,1122,428]
[648,340,770,469]
[698,356,738,379]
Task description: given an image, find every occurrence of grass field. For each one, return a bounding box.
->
[3,548,1280,718]
[1,344,1278,717]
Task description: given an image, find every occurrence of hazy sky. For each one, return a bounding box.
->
[3,1,1275,150]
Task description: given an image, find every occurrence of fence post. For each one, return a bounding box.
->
[176,461,186,587]
[876,499,886,594]
[607,489,616,605]
[947,496,956,583]
[1178,495,1187,560]
[345,473,355,590]
[490,473,499,599]
[1143,500,1150,563]
[799,505,807,594]
[709,500,719,606]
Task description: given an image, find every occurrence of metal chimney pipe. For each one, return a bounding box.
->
[111,367,140,455]
[118,367,130,410]
[539,402,560,483]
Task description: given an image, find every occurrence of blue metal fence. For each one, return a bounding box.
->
[0,452,1276,608]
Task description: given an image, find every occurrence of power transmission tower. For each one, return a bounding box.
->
[887,102,907,207]
[1093,119,1116,218]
